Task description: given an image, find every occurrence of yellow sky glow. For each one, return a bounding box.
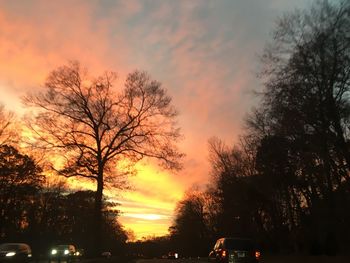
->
[115,163,184,239]
[58,161,184,239]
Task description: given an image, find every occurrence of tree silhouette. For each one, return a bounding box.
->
[23,61,183,254]
[0,145,43,239]
[0,104,18,147]
[247,0,350,253]
[170,190,210,256]
[207,138,263,240]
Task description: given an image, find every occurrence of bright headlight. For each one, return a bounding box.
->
[51,249,57,255]
[6,252,16,257]
[64,250,69,255]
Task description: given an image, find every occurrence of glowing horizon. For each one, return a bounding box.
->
[50,162,184,240]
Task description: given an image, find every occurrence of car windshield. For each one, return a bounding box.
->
[0,244,19,251]
[224,239,254,250]
[54,245,68,250]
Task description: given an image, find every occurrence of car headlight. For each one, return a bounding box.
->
[51,249,57,255]
[6,252,16,257]
[64,250,69,255]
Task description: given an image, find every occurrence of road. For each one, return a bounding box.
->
[136,255,350,263]
[48,255,350,263]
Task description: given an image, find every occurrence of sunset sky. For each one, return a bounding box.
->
[0,0,315,239]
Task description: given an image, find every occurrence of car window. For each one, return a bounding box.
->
[57,245,70,250]
[56,245,66,249]
[223,239,254,250]
[0,244,20,251]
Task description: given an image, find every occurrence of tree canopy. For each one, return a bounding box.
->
[23,61,183,254]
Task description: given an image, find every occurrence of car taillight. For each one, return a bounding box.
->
[221,249,228,258]
[255,251,261,260]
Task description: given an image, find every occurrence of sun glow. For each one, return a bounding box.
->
[124,213,166,221]
[116,163,185,239]
[42,160,184,239]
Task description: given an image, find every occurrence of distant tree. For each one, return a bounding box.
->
[23,61,183,254]
[100,209,127,256]
[128,236,171,259]
[25,188,127,256]
[170,190,209,256]
[255,135,302,251]
[0,104,18,146]
[64,191,96,249]
[125,229,137,243]
[0,145,43,239]
[25,180,68,255]
[207,138,263,240]
[64,190,127,255]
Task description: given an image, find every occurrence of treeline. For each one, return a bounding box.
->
[0,144,127,257]
[169,0,350,257]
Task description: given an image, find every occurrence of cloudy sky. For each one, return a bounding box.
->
[0,0,315,238]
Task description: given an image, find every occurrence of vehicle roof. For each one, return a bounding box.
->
[53,244,75,248]
[54,244,75,246]
[0,243,31,248]
[0,243,31,251]
[0,243,30,246]
[219,237,252,239]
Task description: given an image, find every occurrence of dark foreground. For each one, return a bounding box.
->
[260,254,350,263]
[38,255,350,263]
[135,256,350,263]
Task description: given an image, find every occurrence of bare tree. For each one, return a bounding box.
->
[247,0,350,253]
[0,104,18,146]
[23,61,183,254]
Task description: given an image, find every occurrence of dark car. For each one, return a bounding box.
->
[209,238,260,263]
[0,243,32,263]
[49,245,76,262]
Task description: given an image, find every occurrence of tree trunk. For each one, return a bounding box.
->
[93,173,103,257]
